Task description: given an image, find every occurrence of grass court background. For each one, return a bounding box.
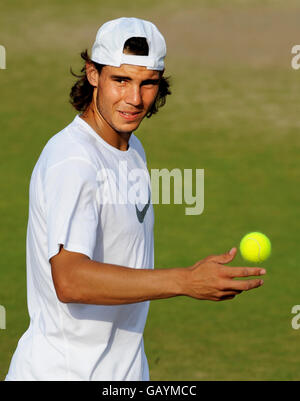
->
[0,0,300,380]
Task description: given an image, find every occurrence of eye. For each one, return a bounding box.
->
[114,78,127,84]
[142,80,160,87]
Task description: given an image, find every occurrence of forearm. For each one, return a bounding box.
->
[52,247,265,305]
[57,258,187,305]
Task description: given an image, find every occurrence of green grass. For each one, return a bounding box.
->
[1,0,300,381]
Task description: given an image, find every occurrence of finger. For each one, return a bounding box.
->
[225,267,266,278]
[221,290,242,297]
[209,247,237,265]
[225,278,264,292]
[219,294,237,301]
[216,289,242,301]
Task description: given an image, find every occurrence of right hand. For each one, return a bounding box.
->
[184,247,266,301]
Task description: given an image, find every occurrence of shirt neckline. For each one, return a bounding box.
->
[75,114,134,156]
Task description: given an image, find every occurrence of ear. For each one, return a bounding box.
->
[85,62,99,87]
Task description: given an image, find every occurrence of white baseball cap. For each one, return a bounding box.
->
[91,17,166,71]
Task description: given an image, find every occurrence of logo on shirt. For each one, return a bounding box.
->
[135,192,151,223]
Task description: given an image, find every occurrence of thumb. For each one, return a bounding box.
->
[211,247,237,264]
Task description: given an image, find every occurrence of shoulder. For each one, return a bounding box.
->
[36,116,99,177]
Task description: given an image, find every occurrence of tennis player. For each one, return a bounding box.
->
[5,17,266,381]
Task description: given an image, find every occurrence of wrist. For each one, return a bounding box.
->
[170,267,189,297]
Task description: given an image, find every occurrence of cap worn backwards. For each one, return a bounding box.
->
[91,17,166,71]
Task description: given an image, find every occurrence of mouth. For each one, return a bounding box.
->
[118,110,142,121]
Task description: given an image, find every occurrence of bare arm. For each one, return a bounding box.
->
[50,246,266,305]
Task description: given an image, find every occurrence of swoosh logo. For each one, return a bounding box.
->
[135,192,151,223]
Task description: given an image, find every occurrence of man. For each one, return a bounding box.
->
[5,17,266,381]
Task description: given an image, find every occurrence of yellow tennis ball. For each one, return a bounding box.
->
[240,232,271,263]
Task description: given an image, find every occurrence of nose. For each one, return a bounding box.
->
[124,84,143,108]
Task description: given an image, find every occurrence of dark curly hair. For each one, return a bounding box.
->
[69,37,171,118]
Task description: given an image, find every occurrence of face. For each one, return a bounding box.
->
[94,64,161,134]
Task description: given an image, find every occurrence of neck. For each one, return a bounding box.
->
[80,88,131,151]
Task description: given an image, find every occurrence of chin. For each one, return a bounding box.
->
[116,121,142,134]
